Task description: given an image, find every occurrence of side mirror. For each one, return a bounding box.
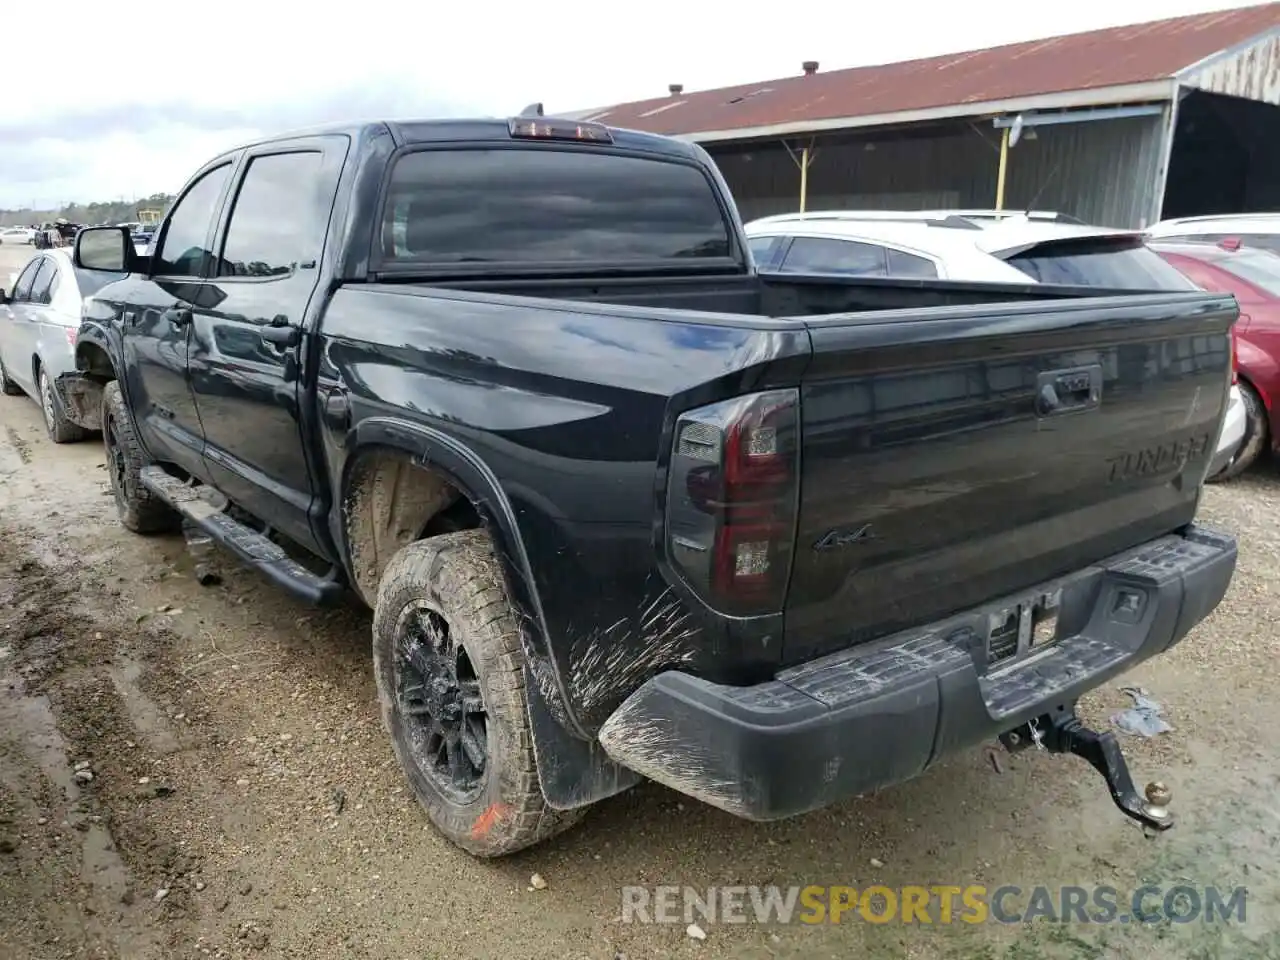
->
[75,226,134,272]
[0,289,7,306]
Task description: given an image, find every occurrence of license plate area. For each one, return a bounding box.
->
[984,588,1062,671]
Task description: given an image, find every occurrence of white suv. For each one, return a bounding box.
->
[744,211,1199,290]
[1146,213,1280,255]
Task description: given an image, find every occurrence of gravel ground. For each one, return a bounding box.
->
[1,275,1279,958]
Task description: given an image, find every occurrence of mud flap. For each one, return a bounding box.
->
[56,373,103,431]
[524,664,640,810]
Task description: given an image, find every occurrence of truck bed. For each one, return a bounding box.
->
[315,273,1235,730]
[429,269,1128,316]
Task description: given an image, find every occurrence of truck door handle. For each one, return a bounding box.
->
[162,307,192,328]
[260,318,300,348]
[1036,365,1102,417]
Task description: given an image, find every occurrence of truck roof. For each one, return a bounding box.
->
[214,118,704,163]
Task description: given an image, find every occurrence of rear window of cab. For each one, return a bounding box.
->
[380,149,732,266]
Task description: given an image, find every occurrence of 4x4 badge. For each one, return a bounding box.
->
[814,523,876,551]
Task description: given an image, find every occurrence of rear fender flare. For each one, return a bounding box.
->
[341,418,638,810]
[342,418,546,648]
[73,320,123,381]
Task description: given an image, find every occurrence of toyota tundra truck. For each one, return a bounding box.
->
[61,111,1237,856]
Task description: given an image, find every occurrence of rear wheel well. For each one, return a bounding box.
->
[76,342,116,379]
[342,449,482,604]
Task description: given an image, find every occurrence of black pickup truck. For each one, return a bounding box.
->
[64,113,1237,856]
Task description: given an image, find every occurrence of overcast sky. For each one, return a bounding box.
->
[0,0,1267,209]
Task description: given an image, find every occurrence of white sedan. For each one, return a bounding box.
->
[0,249,124,442]
[0,226,36,245]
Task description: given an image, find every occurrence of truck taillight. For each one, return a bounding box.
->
[665,389,799,617]
[1231,330,1239,384]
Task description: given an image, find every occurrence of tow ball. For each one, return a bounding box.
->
[999,707,1174,831]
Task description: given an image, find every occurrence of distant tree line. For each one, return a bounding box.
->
[0,193,175,228]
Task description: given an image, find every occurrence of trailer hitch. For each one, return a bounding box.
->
[1000,708,1173,831]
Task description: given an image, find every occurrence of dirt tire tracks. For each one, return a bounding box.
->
[0,527,205,958]
[0,414,204,958]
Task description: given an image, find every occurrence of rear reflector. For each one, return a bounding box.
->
[665,389,800,617]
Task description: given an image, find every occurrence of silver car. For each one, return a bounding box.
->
[0,249,122,442]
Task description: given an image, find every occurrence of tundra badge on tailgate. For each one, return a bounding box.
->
[1106,433,1210,483]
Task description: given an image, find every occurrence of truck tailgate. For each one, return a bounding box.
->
[786,292,1236,663]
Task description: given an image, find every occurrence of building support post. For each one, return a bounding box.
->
[784,139,818,212]
[800,146,810,211]
[995,126,1010,212]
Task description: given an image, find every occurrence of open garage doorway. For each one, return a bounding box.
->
[1163,90,1280,219]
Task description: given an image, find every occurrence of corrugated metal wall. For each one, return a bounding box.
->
[1181,32,1280,106]
[709,113,1168,228]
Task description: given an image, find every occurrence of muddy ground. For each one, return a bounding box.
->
[2,294,1280,955]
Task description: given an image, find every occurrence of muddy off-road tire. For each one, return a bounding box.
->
[39,366,87,444]
[372,530,586,857]
[101,380,179,534]
[0,355,22,396]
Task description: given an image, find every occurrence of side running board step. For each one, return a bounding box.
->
[139,466,344,606]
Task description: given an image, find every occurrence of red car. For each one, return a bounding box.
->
[1151,239,1280,476]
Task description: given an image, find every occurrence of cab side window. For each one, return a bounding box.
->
[154,164,233,278]
[218,152,324,278]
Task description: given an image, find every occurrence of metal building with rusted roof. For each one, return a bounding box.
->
[574,3,1280,228]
